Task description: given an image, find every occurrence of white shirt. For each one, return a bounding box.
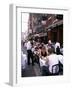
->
[26,41,32,50]
[47,54,59,73]
[21,52,27,69]
[57,55,63,64]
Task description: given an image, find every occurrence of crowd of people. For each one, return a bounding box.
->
[21,39,63,76]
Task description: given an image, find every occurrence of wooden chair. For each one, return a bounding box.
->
[52,64,59,75]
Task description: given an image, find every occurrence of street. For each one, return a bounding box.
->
[21,46,41,77]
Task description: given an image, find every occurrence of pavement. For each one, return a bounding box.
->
[21,63,41,77]
[21,45,41,77]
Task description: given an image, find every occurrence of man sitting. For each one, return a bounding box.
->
[46,47,59,75]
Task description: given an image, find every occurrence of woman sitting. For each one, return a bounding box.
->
[41,46,47,57]
[39,46,49,76]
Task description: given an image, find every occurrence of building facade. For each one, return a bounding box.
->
[28,13,63,45]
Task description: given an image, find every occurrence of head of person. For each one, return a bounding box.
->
[48,40,51,44]
[48,47,55,55]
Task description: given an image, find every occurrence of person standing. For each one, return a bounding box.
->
[55,42,60,52]
[47,40,52,49]
[26,40,34,65]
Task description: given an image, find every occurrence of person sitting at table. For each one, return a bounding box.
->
[46,47,59,75]
[39,46,49,76]
[41,46,47,57]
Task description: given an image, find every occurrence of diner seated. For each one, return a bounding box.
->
[39,46,49,76]
[46,47,59,75]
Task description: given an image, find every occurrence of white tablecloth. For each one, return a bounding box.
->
[21,53,27,69]
[39,57,48,67]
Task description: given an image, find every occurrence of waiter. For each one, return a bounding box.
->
[26,39,34,66]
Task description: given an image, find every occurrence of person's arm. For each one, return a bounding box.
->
[46,48,48,56]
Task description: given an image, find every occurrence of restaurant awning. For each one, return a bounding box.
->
[34,33,47,37]
[46,20,63,31]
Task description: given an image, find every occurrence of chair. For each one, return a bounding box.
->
[59,61,63,75]
[52,64,59,75]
